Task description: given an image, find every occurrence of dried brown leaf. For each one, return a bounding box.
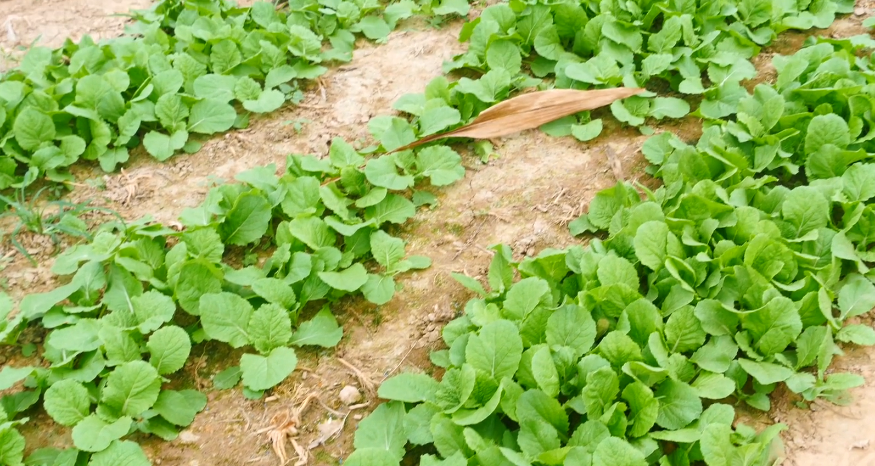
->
[392,87,645,152]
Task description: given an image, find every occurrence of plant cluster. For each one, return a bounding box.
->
[434,0,852,140]
[349,30,875,466]
[0,124,471,462]
[0,0,468,191]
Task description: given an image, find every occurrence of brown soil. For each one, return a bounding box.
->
[1,0,875,465]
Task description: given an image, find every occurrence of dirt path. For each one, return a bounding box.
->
[2,0,875,465]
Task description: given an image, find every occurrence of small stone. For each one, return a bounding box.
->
[353,414,363,420]
[178,431,200,444]
[854,7,866,15]
[339,385,362,405]
[851,439,870,450]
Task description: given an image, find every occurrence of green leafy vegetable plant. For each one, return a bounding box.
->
[0,124,464,461]
[345,22,875,466]
[412,0,854,143]
[0,0,465,193]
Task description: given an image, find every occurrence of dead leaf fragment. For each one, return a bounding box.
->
[392,87,645,152]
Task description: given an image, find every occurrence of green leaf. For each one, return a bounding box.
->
[243,89,285,113]
[290,307,343,347]
[545,305,596,357]
[532,346,560,397]
[597,255,638,289]
[622,382,659,438]
[251,278,297,309]
[365,194,416,225]
[193,74,237,102]
[101,360,162,417]
[433,0,470,15]
[593,437,646,466]
[503,277,551,320]
[416,146,465,186]
[738,359,794,385]
[188,99,236,134]
[199,292,253,348]
[87,440,150,466]
[365,155,414,190]
[782,186,829,237]
[353,401,407,459]
[155,94,189,131]
[220,192,271,245]
[486,40,522,75]
[692,372,736,400]
[249,303,293,354]
[571,119,603,142]
[132,290,175,334]
[289,217,336,249]
[240,347,298,391]
[582,366,619,418]
[838,274,875,319]
[466,320,523,380]
[99,325,141,366]
[143,130,187,161]
[837,324,875,346]
[49,319,101,352]
[344,448,401,466]
[690,336,738,373]
[379,118,417,152]
[742,297,802,355]
[805,113,850,154]
[175,260,222,316]
[329,137,365,167]
[655,379,702,430]
[235,77,262,101]
[649,97,690,119]
[357,16,391,41]
[370,230,405,268]
[147,326,191,375]
[0,366,34,391]
[699,424,735,466]
[418,107,462,137]
[378,373,439,403]
[213,366,242,390]
[0,429,24,466]
[264,65,296,89]
[318,263,368,292]
[13,108,55,151]
[72,415,131,452]
[43,379,90,426]
[152,390,207,426]
[664,306,706,353]
[362,274,396,305]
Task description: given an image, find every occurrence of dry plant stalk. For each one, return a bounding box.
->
[391,87,645,152]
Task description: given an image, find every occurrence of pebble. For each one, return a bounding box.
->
[178,431,200,444]
[854,7,866,15]
[339,385,362,405]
